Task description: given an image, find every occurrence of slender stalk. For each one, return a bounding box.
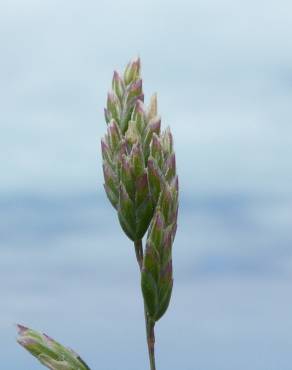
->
[134,239,156,370]
[146,318,156,370]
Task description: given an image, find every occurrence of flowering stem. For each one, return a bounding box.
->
[146,318,156,370]
[134,239,156,370]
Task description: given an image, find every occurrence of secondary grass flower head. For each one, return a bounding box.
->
[17,325,90,370]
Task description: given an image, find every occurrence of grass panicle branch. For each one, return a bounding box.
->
[103,58,178,370]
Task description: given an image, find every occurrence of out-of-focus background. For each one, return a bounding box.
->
[1,0,292,369]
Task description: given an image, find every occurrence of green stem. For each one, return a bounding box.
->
[146,317,156,370]
[134,239,157,370]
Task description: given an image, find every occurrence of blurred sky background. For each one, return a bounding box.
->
[1,0,292,369]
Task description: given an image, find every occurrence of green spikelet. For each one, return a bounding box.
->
[17,325,91,370]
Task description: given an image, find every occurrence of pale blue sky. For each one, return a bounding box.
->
[1,0,292,369]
